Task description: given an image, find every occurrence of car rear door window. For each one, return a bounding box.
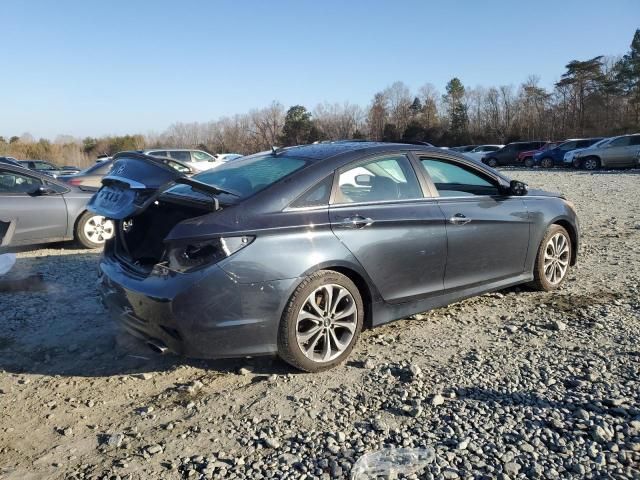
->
[290,175,334,208]
[420,158,500,197]
[629,136,640,146]
[149,150,167,157]
[334,155,422,204]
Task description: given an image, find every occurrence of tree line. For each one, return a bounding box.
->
[2,29,639,168]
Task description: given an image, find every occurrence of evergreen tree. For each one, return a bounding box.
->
[443,78,469,143]
[280,105,313,146]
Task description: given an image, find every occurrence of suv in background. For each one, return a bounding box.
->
[532,138,603,168]
[563,137,611,167]
[572,134,640,170]
[142,149,223,172]
[482,141,546,167]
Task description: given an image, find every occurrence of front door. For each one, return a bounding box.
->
[0,169,67,245]
[329,154,447,303]
[417,156,530,290]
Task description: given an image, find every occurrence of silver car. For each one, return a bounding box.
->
[142,149,224,172]
[572,134,640,170]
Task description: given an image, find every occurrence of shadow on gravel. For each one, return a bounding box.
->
[0,250,295,379]
[457,387,637,418]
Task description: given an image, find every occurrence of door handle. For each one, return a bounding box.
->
[449,213,471,225]
[339,215,374,229]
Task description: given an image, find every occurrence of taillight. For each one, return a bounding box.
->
[166,236,255,273]
[66,178,82,186]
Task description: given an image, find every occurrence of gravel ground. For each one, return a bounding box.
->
[0,168,639,480]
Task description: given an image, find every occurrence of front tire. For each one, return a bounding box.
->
[530,224,572,291]
[278,270,364,372]
[582,156,600,171]
[524,157,535,168]
[540,157,554,169]
[75,211,115,248]
[486,158,498,168]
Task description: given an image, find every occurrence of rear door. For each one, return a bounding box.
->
[329,153,447,303]
[0,168,67,245]
[417,155,530,290]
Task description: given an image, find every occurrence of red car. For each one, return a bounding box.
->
[518,142,561,167]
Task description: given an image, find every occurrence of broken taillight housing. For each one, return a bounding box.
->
[166,236,254,273]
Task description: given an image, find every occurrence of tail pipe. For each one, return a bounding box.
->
[147,340,168,355]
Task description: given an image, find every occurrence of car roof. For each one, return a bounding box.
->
[274,141,443,161]
[142,148,204,152]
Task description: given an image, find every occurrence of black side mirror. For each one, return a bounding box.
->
[35,185,58,196]
[509,180,528,196]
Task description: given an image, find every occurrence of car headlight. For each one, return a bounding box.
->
[166,236,255,273]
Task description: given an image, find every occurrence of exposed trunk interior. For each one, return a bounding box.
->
[115,197,213,273]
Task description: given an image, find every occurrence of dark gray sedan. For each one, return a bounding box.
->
[92,143,579,372]
[0,164,114,249]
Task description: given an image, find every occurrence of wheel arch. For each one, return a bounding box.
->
[552,219,578,266]
[299,262,377,330]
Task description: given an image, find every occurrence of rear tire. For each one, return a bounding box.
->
[540,157,554,169]
[278,270,364,372]
[75,211,115,249]
[582,156,600,171]
[529,224,572,292]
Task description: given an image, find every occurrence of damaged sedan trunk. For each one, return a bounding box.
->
[88,152,230,275]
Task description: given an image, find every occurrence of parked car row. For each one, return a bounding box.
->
[448,134,640,170]
[0,149,243,250]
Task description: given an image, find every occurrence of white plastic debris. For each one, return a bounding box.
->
[0,253,16,276]
[351,447,435,479]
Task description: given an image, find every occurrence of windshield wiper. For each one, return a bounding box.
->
[174,177,240,197]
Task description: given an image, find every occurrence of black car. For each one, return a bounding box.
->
[482,141,546,167]
[0,156,21,167]
[92,143,579,372]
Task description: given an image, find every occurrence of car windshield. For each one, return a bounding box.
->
[166,154,310,200]
[591,138,612,148]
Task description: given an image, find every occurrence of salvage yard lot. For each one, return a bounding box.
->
[1,169,639,479]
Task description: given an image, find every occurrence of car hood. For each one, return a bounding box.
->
[527,188,565,199]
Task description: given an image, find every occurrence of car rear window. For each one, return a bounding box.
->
[169,154,310,200]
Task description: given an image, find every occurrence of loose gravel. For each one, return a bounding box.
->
[0,168,639,479]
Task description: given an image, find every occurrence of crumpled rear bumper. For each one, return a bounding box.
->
[98,254,299,359]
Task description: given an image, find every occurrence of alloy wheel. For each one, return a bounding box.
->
[83,215,114,244]
[583,158,598,170]
[543,232,570,285]
[296,284,357,363]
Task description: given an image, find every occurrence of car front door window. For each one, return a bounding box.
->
[192,151,215,162]
[0,170,42,194]
[420,158,500,197]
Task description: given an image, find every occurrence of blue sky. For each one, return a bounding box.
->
[1,0,638,139]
